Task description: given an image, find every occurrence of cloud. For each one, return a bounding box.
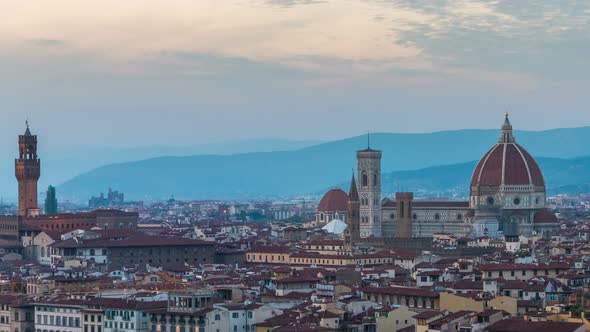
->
[378,0,590,80]
[262,0,325,7]
[24,38,68,48]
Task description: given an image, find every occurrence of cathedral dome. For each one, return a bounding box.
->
[534,209,557,224]
[318,189,349,212]
[470,114,545,190]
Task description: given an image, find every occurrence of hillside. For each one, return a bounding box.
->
[331,156,590,198]
[58,127,590,200]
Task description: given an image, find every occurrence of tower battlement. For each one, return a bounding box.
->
[15,122,40,217]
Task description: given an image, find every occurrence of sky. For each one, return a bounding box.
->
[1,0,590,152]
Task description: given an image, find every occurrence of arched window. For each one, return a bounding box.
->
[373,174,377,186]
[362,173,368,187]
[41,247,45,257]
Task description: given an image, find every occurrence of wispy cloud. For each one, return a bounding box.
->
[25,38,68,48]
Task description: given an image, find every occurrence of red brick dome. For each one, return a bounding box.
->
[318,189,349,212]
[471,143,545,188]
[470,115,545,189]
[534,209,557,223]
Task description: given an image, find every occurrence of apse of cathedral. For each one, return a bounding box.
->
[317,114,559,240]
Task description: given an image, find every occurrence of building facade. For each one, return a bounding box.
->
[318,114,559,240]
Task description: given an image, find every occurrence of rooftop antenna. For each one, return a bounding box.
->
[367,131,370,149]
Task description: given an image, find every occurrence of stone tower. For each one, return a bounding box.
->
[396,192,413,238]
[15,122,40,217]
[344,172,361,251]
[45,185,58,215]
[357,142,382,238]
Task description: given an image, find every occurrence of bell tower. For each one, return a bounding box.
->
[396,192,413,238]
[356,135,382,238]
[15,122,41,217]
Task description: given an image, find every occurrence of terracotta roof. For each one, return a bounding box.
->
[362,286,439,298]
[478,262,570,272]
[486,319,583,332]
[471,142,544,189]
[50,234,212,248]
[534,209,558,224]
[318,189,349,212]
[413,310,442,319]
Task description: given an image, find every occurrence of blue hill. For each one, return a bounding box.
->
[58,127,590,200]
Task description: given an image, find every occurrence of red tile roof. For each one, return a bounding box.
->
[362,286,439,298]
[486,319,583,332]
[534,209,558,224]
[471,143,545,188]
[318,189,349,212]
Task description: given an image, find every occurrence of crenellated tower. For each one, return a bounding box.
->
[15,122,40,217]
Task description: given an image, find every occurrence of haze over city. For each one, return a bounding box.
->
[1,3,590,332]
[2,0,590,200]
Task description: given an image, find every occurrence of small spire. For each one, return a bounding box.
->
[499,112,514,143]
[348,170,359,201]
[24,120,32,136]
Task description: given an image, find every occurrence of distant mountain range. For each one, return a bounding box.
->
[331,156,590,198]
[0,138,320,200]
[57,127,590,201]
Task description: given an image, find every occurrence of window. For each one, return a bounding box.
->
[247,312,253,319]
[362,173,368,187]
[232,313,239,319]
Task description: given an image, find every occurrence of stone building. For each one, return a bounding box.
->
[315,189,349,225]
[49,233,215,269]
[357,147,382,238]
[15,122,40,217]
[470,114,558,237]
[319,114,559,240]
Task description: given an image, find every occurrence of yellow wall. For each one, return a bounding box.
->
[489,296,517,316]
[439,292,484,312]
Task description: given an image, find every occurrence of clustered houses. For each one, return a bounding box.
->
[2,123,590,332]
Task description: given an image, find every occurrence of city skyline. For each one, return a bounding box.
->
[0,2,589,330]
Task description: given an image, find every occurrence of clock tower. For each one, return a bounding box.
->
[15,122,41,217]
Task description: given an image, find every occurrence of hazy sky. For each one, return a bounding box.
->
[1,0,590,152]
